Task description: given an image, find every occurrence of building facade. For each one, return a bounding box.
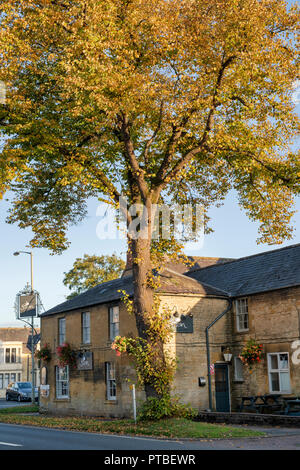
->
[0,328,40,398]
[39,244,300,417]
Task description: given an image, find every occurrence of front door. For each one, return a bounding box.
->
[215,363,230,412]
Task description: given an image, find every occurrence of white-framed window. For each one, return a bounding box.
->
[10,373,16,383]
[105,362,116,400]
[82,312,91,344]
[109,306,119,341]
[235,298,249,332]
[17,373,21,382]
[2,347,22,364]
[0,374,3,389]
[58,318,66,345]
[55,366,69,399]
[268,353,291,393]
[234,356,244,381]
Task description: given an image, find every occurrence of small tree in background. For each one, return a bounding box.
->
[63,253,126,299]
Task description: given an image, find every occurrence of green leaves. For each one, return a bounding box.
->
[63,254,126,297]
[0,0,299,248]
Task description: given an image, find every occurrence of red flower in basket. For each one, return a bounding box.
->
[56,342,76,368]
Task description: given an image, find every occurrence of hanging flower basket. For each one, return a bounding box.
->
[56,343,77,368]
[35,343,52,363]
[240,338,263,372]
[111,336,128,356]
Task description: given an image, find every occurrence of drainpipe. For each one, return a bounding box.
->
[206,299,232,411]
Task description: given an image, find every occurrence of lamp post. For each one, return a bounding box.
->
[13,251,35,404]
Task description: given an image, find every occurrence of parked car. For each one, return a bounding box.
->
[6,382,39,402]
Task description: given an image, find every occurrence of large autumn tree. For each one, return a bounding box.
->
[0,0,299,401]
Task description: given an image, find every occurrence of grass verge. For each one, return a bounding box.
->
[0,404,39,414]
[0,408,265,439]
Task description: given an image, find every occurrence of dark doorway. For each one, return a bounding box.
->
[215,363,230,412]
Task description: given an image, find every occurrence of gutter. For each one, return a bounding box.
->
[205,299,233,411]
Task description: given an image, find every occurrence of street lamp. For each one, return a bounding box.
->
[13,250,36,404]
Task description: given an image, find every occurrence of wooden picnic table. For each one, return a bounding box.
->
[282,397,300,415]
[238,394,282,413]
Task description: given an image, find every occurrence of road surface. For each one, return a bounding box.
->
[0,422,299,450]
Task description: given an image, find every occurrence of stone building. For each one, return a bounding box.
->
[39,243,300,417]
[0,327,40,398]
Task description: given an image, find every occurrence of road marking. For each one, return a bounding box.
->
[0,441,23,447]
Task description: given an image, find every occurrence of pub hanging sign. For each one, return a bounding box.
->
[76,351,93,370]
[176,314,194,333]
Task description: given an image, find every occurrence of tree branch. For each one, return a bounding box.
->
[117,113,149,202]
[151,54,236,199]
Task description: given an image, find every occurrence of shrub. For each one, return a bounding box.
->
[138,395,197,421]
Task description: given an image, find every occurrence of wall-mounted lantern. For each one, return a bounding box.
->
[223,351,232,362]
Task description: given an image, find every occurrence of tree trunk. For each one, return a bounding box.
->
[129,201,168,399]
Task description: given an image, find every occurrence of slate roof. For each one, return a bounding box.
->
[165,256,235,274]
[187,243,300,298]
[41,268,228,317]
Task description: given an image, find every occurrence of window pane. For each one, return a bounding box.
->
[279,354,288,369]
[280,372,290,391]
[11,348,16,363]
[59,318,66,345]
[270,372,280,392]
[5,349,10,363]
[270,355,278,370]
[0,349,3,364]
[0,374,3,389]
[4,374,9,387]
[112,306,119,323]
[113,322,119,339]
[235,357,243,380]
[83,312,90,327]
[82,312,90,344]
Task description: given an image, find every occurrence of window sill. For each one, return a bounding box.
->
[54,397,71,402]
[104,400,118,405]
